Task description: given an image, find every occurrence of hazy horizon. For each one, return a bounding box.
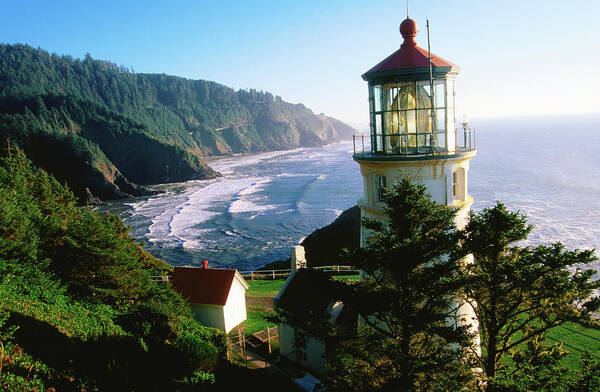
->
[2,1,599,125]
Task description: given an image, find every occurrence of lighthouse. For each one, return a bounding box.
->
[353,17,476,244]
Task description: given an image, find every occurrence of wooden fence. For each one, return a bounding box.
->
[226,326,279,369]
[239,265,360,280]
[152,265,360,281]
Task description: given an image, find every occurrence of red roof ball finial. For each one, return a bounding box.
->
[400,18,418,47]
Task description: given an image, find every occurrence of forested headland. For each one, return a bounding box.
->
[0,44,356,202]
[0,146,226,391]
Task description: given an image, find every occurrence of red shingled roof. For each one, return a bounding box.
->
[364,45,454,75]
[363,18,455,78]
[170,266,240,306]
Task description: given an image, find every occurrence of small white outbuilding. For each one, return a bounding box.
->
[170,261,249,333]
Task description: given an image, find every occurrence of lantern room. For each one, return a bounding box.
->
[355,18,474,157]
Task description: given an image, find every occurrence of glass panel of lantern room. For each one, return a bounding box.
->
[417,81,431,106]
[434,80,445,108]
[375,114,383,153]
[437,128,447,149]
[402,110,417,147]
[386,110,401,152]
[416,109,431,132]
[373,85,382,112]
[416,109,430,153]
[385,83,399,111]
[436,109,446,133]
[416,81,433,109]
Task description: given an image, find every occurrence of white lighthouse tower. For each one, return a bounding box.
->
[353,17,476,242]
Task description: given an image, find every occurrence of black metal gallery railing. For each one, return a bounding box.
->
[353,128,476,157]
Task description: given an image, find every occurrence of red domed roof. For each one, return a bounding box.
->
[363,18,457,81]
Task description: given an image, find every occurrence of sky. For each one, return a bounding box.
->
[2,0,599,128]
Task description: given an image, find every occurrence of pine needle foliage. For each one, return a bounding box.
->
[326,179,475,392]
[458,202,600,387]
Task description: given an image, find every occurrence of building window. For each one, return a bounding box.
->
[452,169,464,201]
[375,175,387,202]
[452,171,458,198]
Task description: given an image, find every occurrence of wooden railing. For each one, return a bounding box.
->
[152,265,360,282]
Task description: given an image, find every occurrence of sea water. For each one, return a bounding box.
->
[102,114,600,271]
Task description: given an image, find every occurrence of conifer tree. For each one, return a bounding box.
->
[457,202,600,386]
[325,179,475,392]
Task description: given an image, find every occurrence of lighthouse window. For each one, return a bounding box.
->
[452,168,465,201]
[436,110,446,132]
[434,81,445,108]
[373,85,382,112]
[375,175,387,202]
[452,172,458,197]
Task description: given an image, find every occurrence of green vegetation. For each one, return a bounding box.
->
[242,279,284,336]
[245,279,285,298]
[276,181,600,392]
[0,147,224,391]
[545,321,600,368]
[326,180,475,391]
[0,44,355,202]
[243,307,277,337]
[458,202,599,388]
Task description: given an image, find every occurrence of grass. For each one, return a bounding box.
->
[332,274,360,282]
[241,275,359,336]
[240,279,286,336]
[245,279,287,298]
[546,321,600,369]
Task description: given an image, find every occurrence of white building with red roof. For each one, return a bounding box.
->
[170,261,249,333]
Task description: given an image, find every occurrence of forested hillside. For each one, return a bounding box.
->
[0,44,356,201]
[0,146,224,390]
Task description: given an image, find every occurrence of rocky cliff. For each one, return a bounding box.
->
[301,205,361,267]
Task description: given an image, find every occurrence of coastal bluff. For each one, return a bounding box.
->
[0,44,356,202]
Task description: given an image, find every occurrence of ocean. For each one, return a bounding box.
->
[101,114,600,272]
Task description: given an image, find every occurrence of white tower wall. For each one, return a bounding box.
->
[357,153,475,247]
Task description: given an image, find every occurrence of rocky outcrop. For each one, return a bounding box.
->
[301,206,361,267]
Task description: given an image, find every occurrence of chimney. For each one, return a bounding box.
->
[291,246,307,271]
[202,260,208,269]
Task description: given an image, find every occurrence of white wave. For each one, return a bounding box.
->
[275,209,296,214]
[140,177,259,247]
[228,199,276,214]
[227,177,279,214]
[276,173,311,178]
[238,178,272,196]
[168,178,257,236]
[329,209,343,217]
[209,147,308,174]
